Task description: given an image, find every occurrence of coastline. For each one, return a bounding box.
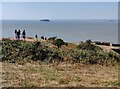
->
[0,37,119,51]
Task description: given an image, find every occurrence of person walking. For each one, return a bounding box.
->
[22,30,26,41]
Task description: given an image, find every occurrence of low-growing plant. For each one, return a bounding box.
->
[48,36,57,41]
[94,41,110,46]
[53,38,65,48]
[77,41,102,52]
[67,46,120,64]
[2,39,120,65]
[2,39,63,63]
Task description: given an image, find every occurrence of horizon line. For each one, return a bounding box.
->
[0,19,118,20]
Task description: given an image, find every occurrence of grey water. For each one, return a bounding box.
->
[1,20,118,43]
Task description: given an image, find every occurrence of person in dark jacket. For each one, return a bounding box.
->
[35,34,38,41]
[14,29,17,40]
[22,30,26,41]
[17,30,21,40]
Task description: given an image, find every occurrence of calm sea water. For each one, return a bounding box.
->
[2,20,118,43]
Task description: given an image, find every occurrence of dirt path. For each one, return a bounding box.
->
[97,45,119,52]
[0,37,36,42]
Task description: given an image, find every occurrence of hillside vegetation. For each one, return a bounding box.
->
[1,38,120,87]
[1,38,120,65]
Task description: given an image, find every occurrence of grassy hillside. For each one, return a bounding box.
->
[1,38,120,87]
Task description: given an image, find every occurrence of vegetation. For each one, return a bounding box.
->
[94,41,110,46]
[2,62,119,87]
[41,36,44,40]
[53,38,66,48]
[77,40,102,51]
[1,38,120,87]
[112,44,120,47]
[48,36,57,41]
[2,38,63,63]
[1,38,120,64]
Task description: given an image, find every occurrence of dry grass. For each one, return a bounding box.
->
[2,62,119,87]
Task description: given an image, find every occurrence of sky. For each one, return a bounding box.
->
[1,0,120,2]
[1,2,118,20]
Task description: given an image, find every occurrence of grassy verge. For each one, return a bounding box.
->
[2,62,119,87]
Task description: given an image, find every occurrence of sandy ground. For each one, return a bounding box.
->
[2,37,35,42]
[97,45,119,52]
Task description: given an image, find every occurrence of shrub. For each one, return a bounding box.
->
[77,41,102,52]
[53,38,65,48]
[94,41,110,46]
[67,47,120,64]
[30,41,49,61]
[2,40,35,62]
[47,48,63,62]
[48,36,57,41]
[86,39,92,44]
[112,44,120,47]
[41,36,44,40]
[2,39,63,63]
[102,42,110,46]
[2,39,120,65]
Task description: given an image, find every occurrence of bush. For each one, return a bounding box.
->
[41,36,44,40]
[2,39,63,63]
[53,38,65,48]
[112,44,120,47]
[77,41,102,52]
[48,36,57,41]
[30,41,49,61]
[102,42,110,46]
[67,47,120,64]
[47,48,63,62]
[86,39,92,44]
[95,41,110,46]
[2,39,120,65]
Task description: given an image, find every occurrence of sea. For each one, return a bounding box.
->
[1,20,118,43]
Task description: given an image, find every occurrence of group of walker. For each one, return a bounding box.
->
[14,29,26,40]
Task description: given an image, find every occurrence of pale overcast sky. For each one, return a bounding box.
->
[1,1,118,20]
[1,0,119,2]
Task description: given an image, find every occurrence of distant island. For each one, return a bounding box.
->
[40,19,50,22]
